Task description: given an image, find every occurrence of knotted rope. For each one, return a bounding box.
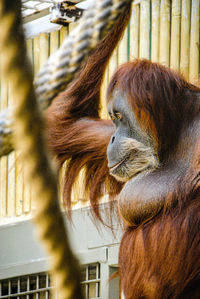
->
[0,1,83,298]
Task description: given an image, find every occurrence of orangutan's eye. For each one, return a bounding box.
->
[115,112,122,120]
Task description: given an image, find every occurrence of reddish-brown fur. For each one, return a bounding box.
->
[46,8,200,298]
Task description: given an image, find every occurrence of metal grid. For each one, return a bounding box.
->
[81,264,100,299]
[0,263,100,299]
[0,273,53,299]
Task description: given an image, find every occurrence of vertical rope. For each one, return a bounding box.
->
[0,1,84,298]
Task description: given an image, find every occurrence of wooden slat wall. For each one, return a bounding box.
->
[0,0,199,219]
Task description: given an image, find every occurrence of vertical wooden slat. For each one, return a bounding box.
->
[130,4,140,60]
[180,0,191,79]
[23,171,31,214]
[50,31,59,55]
[100,68,109,119]
[108,49,118,79]
[40,33,49,67]
[151,0,160,62]
[15,151,23,216]
[7,82,16,217]
[26,39,33,70]
[59,167,65,207]
[118,27,129,65]
[189,0,199,83]
[159,0,170,66]
[170,0,181,70]
[139,0,150,59]
[60,26,69,45]
[33,36,40,75]
[0,59,8,217]
[71,170,83,207]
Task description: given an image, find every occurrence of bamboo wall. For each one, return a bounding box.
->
[0,0,199,220]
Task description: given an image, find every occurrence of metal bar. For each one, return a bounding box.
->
[96,264,100,298]
[27,276,30,299]
[17,278,20,299]
[8,280,11,296]
[96,281,98,298]
[0,286,54,298]
[97,264,100,280]
[81,279,100,284]
[45,274,49,299]
[36,275,39,299]
[86,266,89,299]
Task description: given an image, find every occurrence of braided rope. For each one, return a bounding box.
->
[0,1,84,298]
[35,0,133,110]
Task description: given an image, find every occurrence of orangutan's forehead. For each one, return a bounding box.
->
[107,89,131,113]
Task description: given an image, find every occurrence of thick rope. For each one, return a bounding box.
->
[35,0,133,110]
[0,1,84,298]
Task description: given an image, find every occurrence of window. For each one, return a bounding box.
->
[0,273,52,299]
[0,263,101,299]
[81,263,100,299]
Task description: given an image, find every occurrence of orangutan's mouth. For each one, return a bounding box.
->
[108,156,129,172]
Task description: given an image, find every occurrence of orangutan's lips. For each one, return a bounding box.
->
[108,157,128,171]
